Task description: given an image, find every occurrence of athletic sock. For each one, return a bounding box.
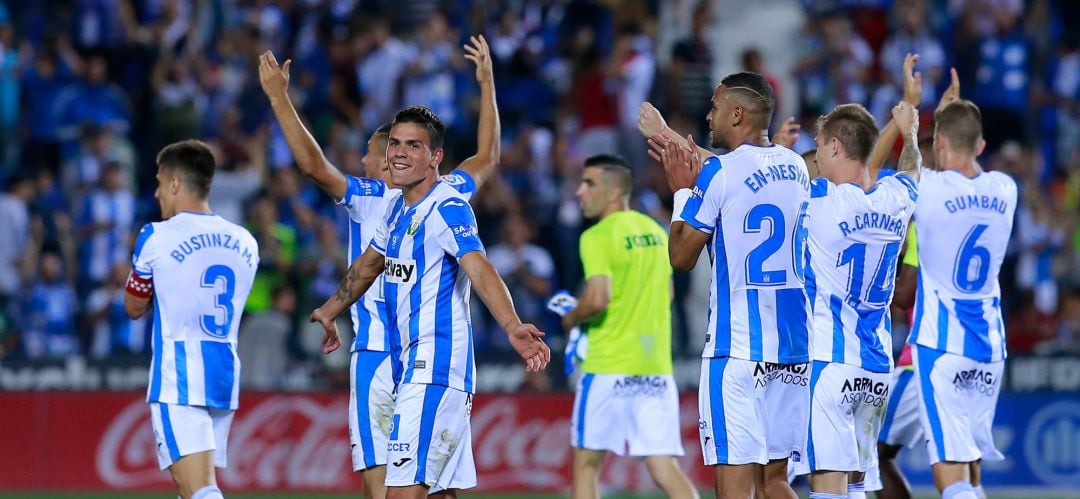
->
[942,481,978,499]
[191,485,225,499]
[809,493,847,499]
[848,480,867,499]
[974,484,986,499]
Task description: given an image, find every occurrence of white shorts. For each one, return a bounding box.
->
[385,383,476,491]
[349,350,396,471]
[864,367,921,491]
[878,368,922,449]
[804,361,889,474]
[150,402,234,471]
[913,345,1004,465]
[571,373,684,456]
[698,358,809,466]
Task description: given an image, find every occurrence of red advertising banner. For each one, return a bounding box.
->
[0,391,712,493]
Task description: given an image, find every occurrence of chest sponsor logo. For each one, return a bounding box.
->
[385,257,418,284]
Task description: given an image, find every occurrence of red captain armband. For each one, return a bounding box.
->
[126,271,154,299]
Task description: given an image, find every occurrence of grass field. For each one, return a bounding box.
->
[3,492,1080,499]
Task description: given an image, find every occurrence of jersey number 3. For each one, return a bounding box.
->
[201,265,236,338]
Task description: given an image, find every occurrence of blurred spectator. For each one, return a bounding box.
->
[208,121,267,224]
[872,0,945,122]
[74,162,134,293]
[796,10,873,114]
[22,252,79,359]
[356,18,409,135]
[246,194,296,313]
[1015,184,1066,315]
[484,213,554,352]
[54,54,132,146]
[0,17,18,174]
[87,262,146,358]
[668,2,713,139]
[21,44,79,173]
[0,175,36,309]
[238,284,295,390]
[402,13,460,128]
[967,4,1031,151]
[297,218,347,313]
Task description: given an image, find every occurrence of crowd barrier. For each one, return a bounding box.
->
[1,390,1077,493]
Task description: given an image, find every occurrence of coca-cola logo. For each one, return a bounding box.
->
[96,400,169,489]
[94,393,710,492]
[96,396,358,491]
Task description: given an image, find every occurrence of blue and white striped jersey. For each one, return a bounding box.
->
[805,174,918,373]
[370,181,484,393]
[132,212,259,410]
[680,144,813,364]
[909,168,1017,362]
[337,170,476,352]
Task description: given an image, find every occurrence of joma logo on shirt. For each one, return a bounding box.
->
[385,257,417,284]
[624,233,663,249]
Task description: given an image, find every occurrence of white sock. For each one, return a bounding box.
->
[191,485,224,499]
[848,480,867,499]
[974,484,986,499]
[942,481,978,499]
[810,494,847,499]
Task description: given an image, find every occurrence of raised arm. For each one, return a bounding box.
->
[459,251,550,372]
[892,101,922,182]
[453,35,501,189]
[638,102,712,160]
[869,53,922,178]
[259,51,348,200]
[309,247,386,353]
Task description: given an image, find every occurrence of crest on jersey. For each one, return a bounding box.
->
[405,215,423,237]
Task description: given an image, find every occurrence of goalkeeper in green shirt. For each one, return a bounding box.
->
[555,154,698,499]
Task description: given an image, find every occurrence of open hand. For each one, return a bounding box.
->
[937,67,960,111]
[902,53,922,107]
[507,323,550,372]
[772,117,801,149]
[308,307,341,354]
[258,51,292,100]
[652,133,702,191]
[464,35,493,85]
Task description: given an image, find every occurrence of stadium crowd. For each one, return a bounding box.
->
[0,0,1079,390]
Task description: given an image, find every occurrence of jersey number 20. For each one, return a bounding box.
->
[743,202,809,286]
[201,265,236,338]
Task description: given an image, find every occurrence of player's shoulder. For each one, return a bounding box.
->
[133,222,160,257]
[876,172,919,202]
[809,177,832,199]
[343,175,389,199]
[440,169,476,190]
[983,170,1018,193]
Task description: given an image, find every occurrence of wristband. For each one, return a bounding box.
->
[671,188,693,224]
[126,271,153,299]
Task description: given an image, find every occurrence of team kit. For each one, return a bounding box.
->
[122,37,1011,499]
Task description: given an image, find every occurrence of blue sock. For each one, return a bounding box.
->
[810,494,847,499]
[942,481,978,499]
[191,485,224,499]
[848,480,867,499]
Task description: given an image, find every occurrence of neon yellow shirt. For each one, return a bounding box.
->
[578,210,673,375]
[903,223,918,268]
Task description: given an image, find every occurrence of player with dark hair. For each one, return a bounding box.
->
[126,140,260,499]
[258,35,501,499]
[555,153,697,499]
[309,102,550,499]
[641,72,812,498]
